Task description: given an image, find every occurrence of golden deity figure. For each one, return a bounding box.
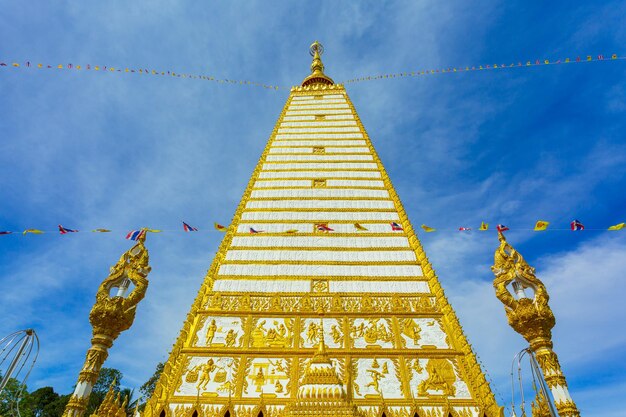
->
[417,359,456,397]
[198,359,218,390]
[401,318,421,345]
[224,329,237,347]
[491,231,580,417]
[63,235,151,417]
[205,319,218,346]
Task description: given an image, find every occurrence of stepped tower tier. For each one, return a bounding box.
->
[144,42,502,417]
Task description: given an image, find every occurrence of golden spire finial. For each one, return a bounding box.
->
[302,41,334,87]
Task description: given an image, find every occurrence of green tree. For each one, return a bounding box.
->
[42,394,69,417]
[0,377,32,417]
[118,388,138,416]
[28,387,69,417]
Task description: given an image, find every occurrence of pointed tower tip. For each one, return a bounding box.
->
[311,318,331,363]
[302,41,334,87]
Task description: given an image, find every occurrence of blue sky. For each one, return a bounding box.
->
[1,1,625,415]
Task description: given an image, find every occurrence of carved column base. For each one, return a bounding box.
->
[529,338,579,417]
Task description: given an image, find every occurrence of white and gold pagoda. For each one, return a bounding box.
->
[143,42,502,417]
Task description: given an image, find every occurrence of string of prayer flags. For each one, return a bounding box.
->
[570,219,585,231]
[0,60,285,90]
[125,230,146,241]
[343,53,625,85]
[214,223,228,232]
[4,219,625,239]
[354,223,368,231]
[58,225,78,234]
[182,221,198,232]
[3,52,623,91]
[496,224,510,232]
[391,222,404,231]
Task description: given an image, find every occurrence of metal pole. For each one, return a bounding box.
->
[529,352,558,417]
[0,329,33,393]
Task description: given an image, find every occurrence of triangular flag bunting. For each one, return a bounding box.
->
[182,221,198,232]
[125,230,146,240]
[58,225,78,234]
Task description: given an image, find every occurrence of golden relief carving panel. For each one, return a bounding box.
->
[350,318,394,349]
[352,357,403,399]
[249,318,294,348]
[242,357,291,398]
[196,294,438,315]
[398,318,448,350]
[407,358,472,400]
[196,317,245,348]
[299,318,344,348]
[176,356,239,398]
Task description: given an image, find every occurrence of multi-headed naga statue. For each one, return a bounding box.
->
[63,235,151,417]
[491,232,579,417]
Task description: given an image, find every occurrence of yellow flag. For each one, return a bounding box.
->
[285,229,298,234]
[145,229,162,233]
[608,223,625,231]
[421,224,436,233]
[354,223,368,231]
[92,229,111,233]
[23,229,44,235]
[479,222,489,231]
[214,223,227,232]
[534,220,549,231]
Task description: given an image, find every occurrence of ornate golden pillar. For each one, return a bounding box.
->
[491,232,579,417]
[63,236,151,417]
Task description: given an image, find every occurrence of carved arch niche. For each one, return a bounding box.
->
[251,404,267,417]
[218,404,236,417]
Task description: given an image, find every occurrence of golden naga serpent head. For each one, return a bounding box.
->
[89,235,151,338]
[491,232,555,343]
